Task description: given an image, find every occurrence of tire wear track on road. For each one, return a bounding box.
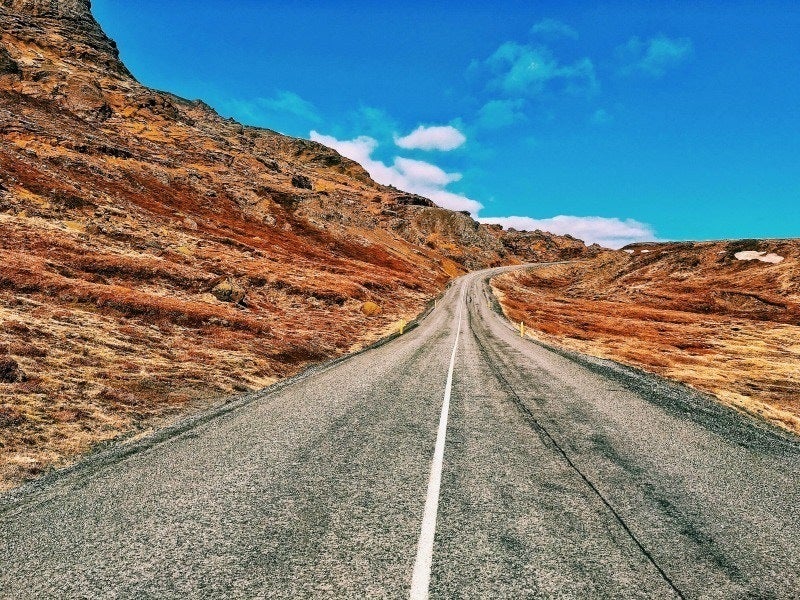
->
[466,298,686,599]
[429,284,676,598]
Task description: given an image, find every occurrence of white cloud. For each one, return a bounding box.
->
[617,35,693,77]
[477,41,597,97]
[310,131,482,214]
[478,215,656,248]
[395,125,466,151]
[530,18,578,40]
[393,157,462,186]
[309,131,657,247]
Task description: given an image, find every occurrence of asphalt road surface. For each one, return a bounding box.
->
[2,267,799,599]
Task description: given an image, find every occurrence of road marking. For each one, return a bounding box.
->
[410,292,463,600]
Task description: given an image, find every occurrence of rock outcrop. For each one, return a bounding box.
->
[210,278,247,305]
[0,45,20,75]
[0,358,23,383]
[2,0,92,19]
[291,174,313,190]
[493,228,603,263]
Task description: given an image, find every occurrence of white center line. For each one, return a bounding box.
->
[410,291,464,600]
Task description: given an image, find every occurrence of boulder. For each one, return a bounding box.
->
[291,174,312,190]
[395,194,434,207]
[258,158,281,172]
[0,46,20,76]
[211,278,246,304]
[0,358,23,383]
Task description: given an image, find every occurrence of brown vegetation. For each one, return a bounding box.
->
[493,240,800,434]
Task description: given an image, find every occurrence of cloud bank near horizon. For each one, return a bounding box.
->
[311,130,656,249]
[478,215,656,248]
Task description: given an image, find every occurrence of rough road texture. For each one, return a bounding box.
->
[0,0,596,487]
[2,267,797,599]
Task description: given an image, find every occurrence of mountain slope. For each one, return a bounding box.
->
[0,0,594,487]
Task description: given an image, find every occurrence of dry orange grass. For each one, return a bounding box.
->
[0,266,427,489]
[493,242,800,435]
[361,301,382,316]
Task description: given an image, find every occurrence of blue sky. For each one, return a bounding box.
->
[93,1,799,247]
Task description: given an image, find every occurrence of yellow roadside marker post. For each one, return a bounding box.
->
[399,318,407,335]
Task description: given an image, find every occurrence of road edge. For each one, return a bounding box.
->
[0,283,452,515]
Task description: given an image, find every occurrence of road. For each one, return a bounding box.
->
[2,266,799,599]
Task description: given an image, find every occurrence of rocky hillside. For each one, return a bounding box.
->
[493,239,800,434]
[0,0,594,488]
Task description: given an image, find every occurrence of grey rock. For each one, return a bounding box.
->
[0,357,23,383]
[0,46,20,76]
[291,174,312,190]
